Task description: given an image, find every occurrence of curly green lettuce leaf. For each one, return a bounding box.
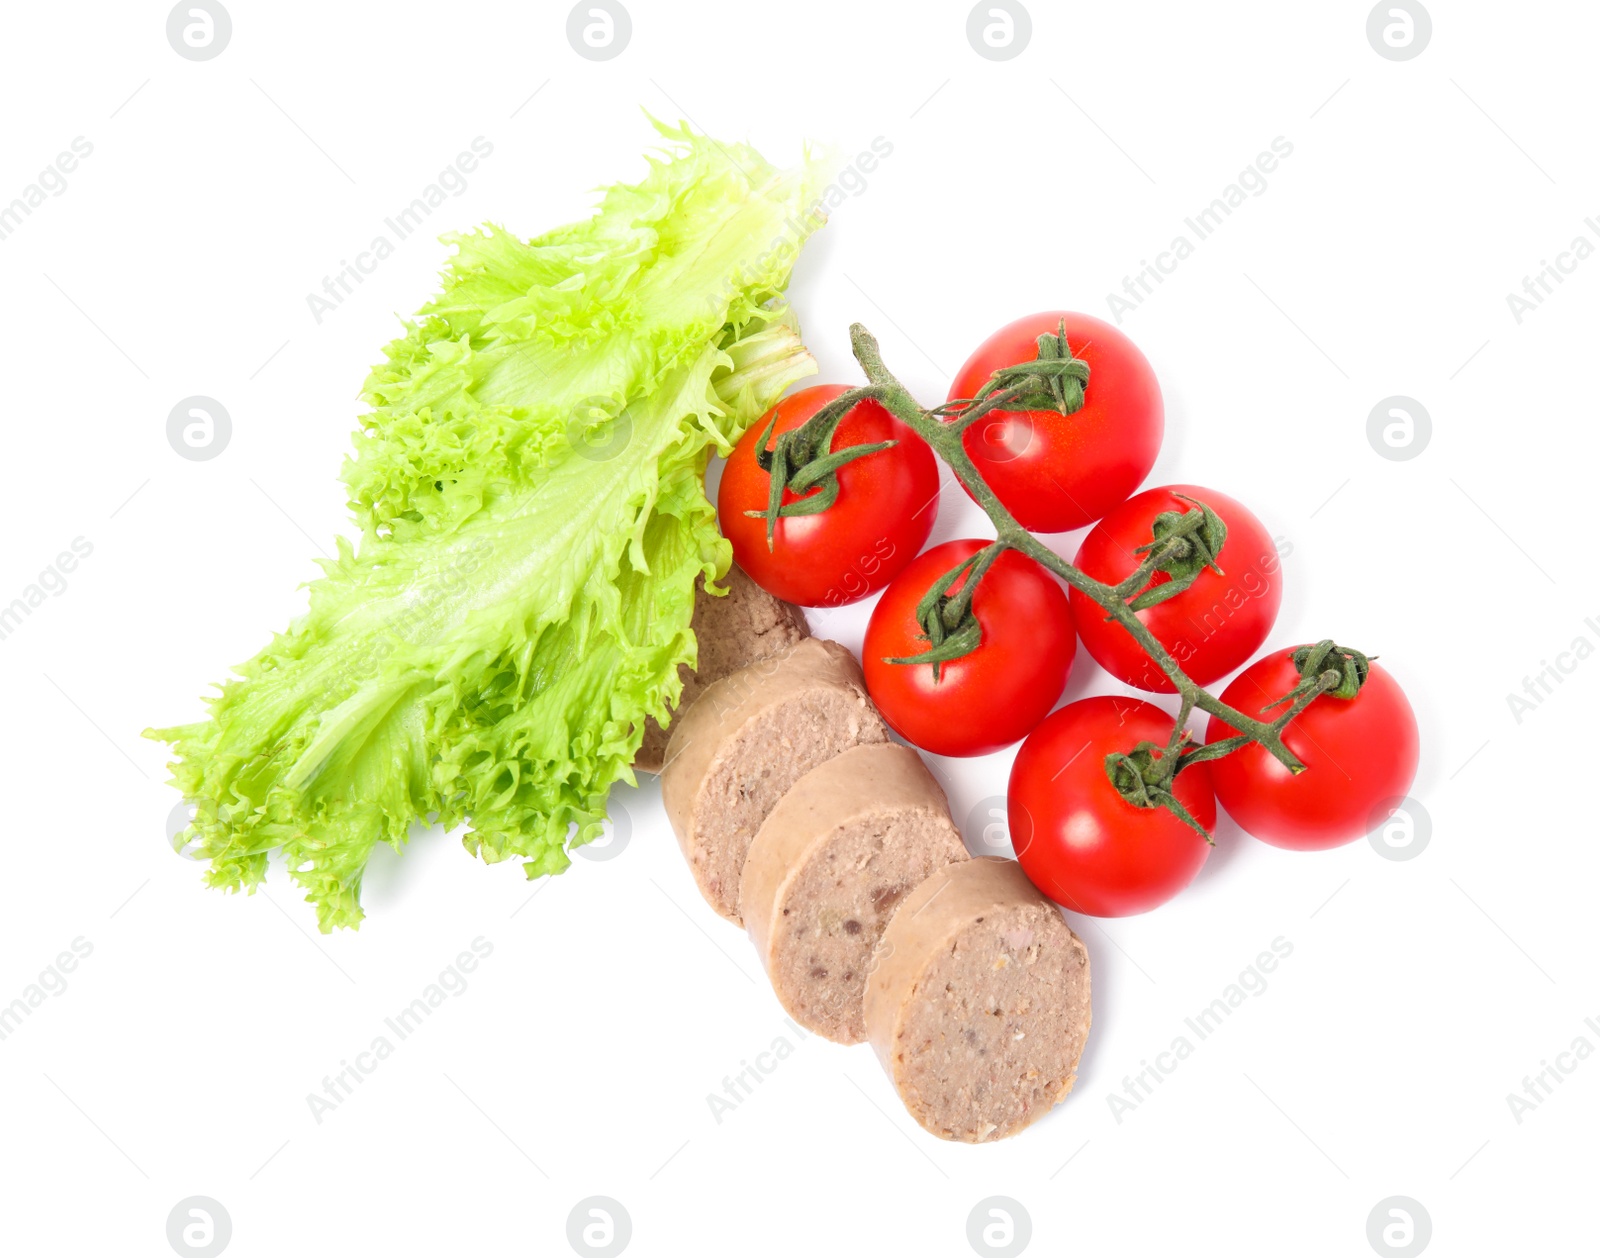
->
[347,119,834,541]
[148,126,830,931]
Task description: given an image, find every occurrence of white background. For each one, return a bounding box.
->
[1,2,1595,1255]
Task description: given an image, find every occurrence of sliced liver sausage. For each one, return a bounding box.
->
[662,638,889,924]
[635,564,810,774]
[740,743,969,1045]
[865,857,1092,1143]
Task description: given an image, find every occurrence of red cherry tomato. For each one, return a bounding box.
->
[948,312,1163,533]
[718,384,939,607]
[863,539,1075,757]
[1070,484,1283,692]
[1010,696,1215,917]
[1206,649,1420,851]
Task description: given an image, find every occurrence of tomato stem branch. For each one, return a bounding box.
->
[796,323,1358,836]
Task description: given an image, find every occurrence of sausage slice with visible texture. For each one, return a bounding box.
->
[634,564,810,774]
[740,743,969,1045]
[864,857,1092,1143]
[662,638,890,924]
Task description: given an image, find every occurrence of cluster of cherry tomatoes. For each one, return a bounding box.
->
[717,312,1420,920]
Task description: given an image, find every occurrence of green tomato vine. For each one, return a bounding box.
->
[752,321,1372,841]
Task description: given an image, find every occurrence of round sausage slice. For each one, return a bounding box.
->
[864,857,1092,1143]
[662,637,889,923]
[634,564,810,774]
[740,743,969,1045]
